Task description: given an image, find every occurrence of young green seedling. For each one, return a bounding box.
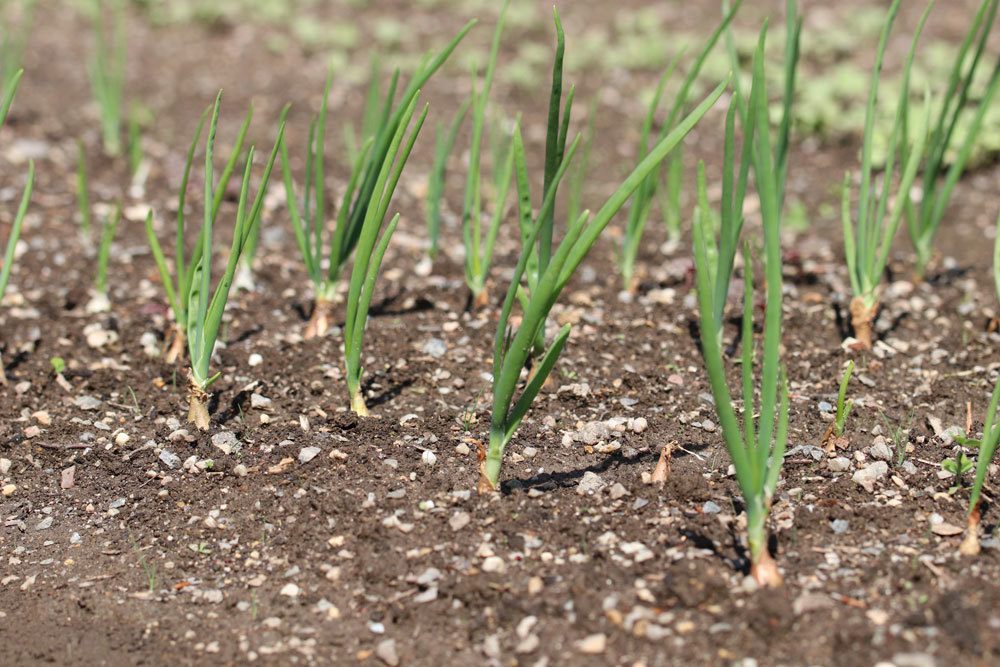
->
[565,99,595,229]
[953,375,1000,554]
[693,35,788,587]
[87,0,126,156]
[184,94,285,429]
[146,103,255,363]
[621,0,743,291]
[907,0,1000,277]
[146,93,285,427]
[823,360,854,451]
[280,22,474,338]
[0,0,35,92]
[993,211,1000,328]
[461,1,512,307]
[343,97,428,415]
[76,140,92,237]
[479,79,728,492]
[725,0,801,215]
[0,71,34,385]
[86,202,121,313]
[690,73,757,353]
[834,360,854,437]
[425,98,469,260]
[842,0,932,349]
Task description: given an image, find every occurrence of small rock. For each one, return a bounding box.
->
[422,338,447,358]
[421,450,437,466]
[250,394,272,409]
[279,583,300,598]
[576,471,606,496]
[892,653,936,667]
[0,458,10,474]
[831,519,849,534]
[2,484,15,496]
[248,353,263,367]
[576,633,607,654]
[793,592,834,615]
[930,521,963,536]
[375,639,399,667]
[449,512,471,531]
[828,457,852,473]
[852,461,888,493]
[61,466,75,490]
[74,395,102,411]
[211,431,240,456]
[36,516,53,530]
[299,447,321,464]
[159,450,181,469]
[482,556,506,574]
[609,483,629,500]
[702,501,722,514]
[869,441,893,461]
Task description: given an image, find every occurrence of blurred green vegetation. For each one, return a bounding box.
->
[124,0,1000,162]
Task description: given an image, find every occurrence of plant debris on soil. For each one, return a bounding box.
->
[3,1,1000,666]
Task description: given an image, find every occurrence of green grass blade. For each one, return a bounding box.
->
[0,160,33,297]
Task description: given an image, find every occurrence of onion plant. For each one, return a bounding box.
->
[425,98,469,260]
[833,360,854,438]
[86,203,121,313]
[725,0,800,214]
[280,22,473,338]
[906,0,1000,278]
[619,0,741,291]
[0,72,34,384]
[461,1,512,307]
[147,94,283,432]
[343,98,428,415]
[0,0,34,92]
[88,0,126,156]
[691,80,755,352]
[187,94,283,429]
[842,0,931,350]
[994,211,1000,311]
[509,8,575,362]
[478,79,728,492]
[76,141,93,237]
[146,102,254,363]
[957,374,1000,555]
[693,38,788,586]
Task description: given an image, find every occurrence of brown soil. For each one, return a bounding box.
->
[2,1,1000,666]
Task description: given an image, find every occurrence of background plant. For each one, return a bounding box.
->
[692,37,787,587]
[425,98,469,261]
[146,93,284,428]
[76,140,93,237]
[842,0,931,350]
[619,0,742,292]
[343,97,427,416]
[1,0,34,94]
[510,8,574,363]
[184,94,285,429]
[145,104,253,363]
[88,0,127,156]
[955,375,1000,555]
[461,1,512,307]
[0,71,34,385]
[906,0,1000,277]
[480,80,727,492]
[833,360,854,438]
[280,22,473,338]
[88,202,121,312]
